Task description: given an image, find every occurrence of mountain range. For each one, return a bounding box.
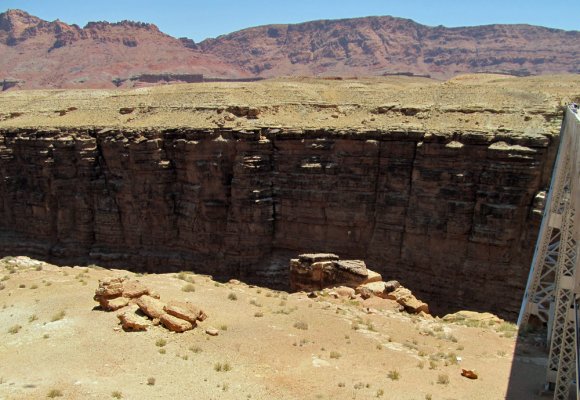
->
[1,9,578,89]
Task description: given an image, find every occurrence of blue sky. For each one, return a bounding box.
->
[2,0,578,41]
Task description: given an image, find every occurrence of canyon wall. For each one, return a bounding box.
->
[0,126,553,319]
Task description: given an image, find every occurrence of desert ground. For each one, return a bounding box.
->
[0,256,548,400]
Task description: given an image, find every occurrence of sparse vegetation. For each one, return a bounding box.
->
[47,389,63,398]
[51,310,66,322]
[376,388,385,397]
[189,345,202,353]
[254,311,264,317]
[155,339,167,347]
[158,348,166,354]
[293,321,308,330]
[28,314,38,323]
[228,292,238,301]
[111,391,123,399]
[437,373,450,385]
[219,324,228,331]
[181,283,196,292]
[388,369,400,381]
[8,324,22,334]
[249,299,262,307]
[147,377,156,386]
[214,362,232,372]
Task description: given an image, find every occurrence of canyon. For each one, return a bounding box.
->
[1,74,578,320]
[0,9,579,90]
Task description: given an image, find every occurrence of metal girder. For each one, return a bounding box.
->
[518,105,580,400]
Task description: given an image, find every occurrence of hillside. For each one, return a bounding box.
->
[0,9,578,90]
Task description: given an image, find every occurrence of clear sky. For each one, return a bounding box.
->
[2,0,578,42]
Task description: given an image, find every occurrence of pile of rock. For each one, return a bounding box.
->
[290,253,429,314]
[289,253,382,291]
[356,280,429,314]
[94,277,207,333]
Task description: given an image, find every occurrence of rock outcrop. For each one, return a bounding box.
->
[290,253,381,291]
[1,77,576,320]
[94,277,207,332]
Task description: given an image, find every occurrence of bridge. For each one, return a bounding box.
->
[519,104,580,399]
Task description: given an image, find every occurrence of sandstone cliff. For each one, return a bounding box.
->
[1,75,579,319]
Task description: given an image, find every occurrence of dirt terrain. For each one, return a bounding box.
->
[0,256,546,400]
[1,74,579,132]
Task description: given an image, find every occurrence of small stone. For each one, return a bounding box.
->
[205,328,219,336]
[461,369,478,380]
[307,291,318,298]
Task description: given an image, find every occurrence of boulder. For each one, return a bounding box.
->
[122,280,149,298]
[334,286,356,298]
[443,310,503,326]
[290,254,382,291]
[384,280,401,293]
[160,313,193,332]
[94,277,125,299]
[117,309,150,331]
[101,296,130,311]
[164,301,207,323]
[356,281,388,298]
[136,295,166,319]
[392,287,429,314]
[356,286,373,300]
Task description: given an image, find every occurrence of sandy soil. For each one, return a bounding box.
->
[0,256,548,400]
[1,75,579,136]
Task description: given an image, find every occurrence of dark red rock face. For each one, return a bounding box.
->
[0,129,551,319]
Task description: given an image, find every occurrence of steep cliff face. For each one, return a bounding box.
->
[1,76,578,319]
[0,126,551,318]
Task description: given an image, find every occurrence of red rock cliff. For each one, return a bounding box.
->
[0,76,578,319]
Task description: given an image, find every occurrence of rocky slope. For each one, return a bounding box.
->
[199,16,580,79]
[1,75,578,319]
[0,9,247,89]
[0,9,578,89]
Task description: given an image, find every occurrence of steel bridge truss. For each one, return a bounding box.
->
[519,105,580,400]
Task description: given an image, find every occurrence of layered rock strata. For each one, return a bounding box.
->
[1,77,576,319]
[0,125,551,319]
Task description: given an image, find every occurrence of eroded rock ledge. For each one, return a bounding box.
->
[0,124,553,320]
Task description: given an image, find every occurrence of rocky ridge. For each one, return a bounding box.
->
[0,9,578,89]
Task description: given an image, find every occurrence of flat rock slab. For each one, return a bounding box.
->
[136,295,166,319]
[164,301,207,323]
[160,313,193,332]
[333,260,368,277]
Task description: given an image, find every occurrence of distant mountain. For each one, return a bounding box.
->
[0,9,247,90]
[199,16,580,78]
[0,9,578,90]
